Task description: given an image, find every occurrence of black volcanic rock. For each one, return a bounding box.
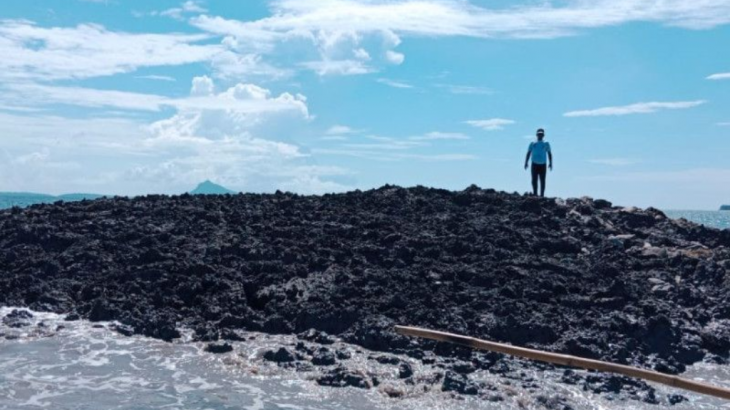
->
[0,185,729,380]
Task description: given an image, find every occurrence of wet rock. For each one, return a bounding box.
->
[535,394,574,410]
[264,347,296,363]
[442,371,479,395]
[398,362,413,379]
[112,323,134,337]
[317,366,373,389]
[298,329,336,345]
[312,349,337,365]
[64,313,80,321]
[373,355,400,365]
[2,309,33,328]
[667,393,687,405]
[205,343,233,354]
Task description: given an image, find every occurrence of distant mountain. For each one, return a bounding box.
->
[0,192,104,210]
[721,205,730,211]
[190,180,236,195]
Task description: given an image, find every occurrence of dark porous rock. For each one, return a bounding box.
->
[317,366,373,389]
[398,362,413,379]
[373,355,400,365]
[335,349,352,360]
[205,343,233,354]
[535,394,574,410]
[312,349,337,366]
[668,393,687,405]
[452,361,476,374]
[111,323,134,337]
[1,186,729,402]
[298,329,336,345]
[64,313,81,322]
[3,309,34,328]
[264,347,296,363]
[442,371,479,395]
[220,329,247,341]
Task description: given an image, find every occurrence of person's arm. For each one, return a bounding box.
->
[548,148,553,171]
[524,143,532,169]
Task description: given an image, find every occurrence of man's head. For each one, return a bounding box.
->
[536,128,545,140]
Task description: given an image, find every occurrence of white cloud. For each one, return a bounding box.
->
[588,158,640,166]
[136,75,176,82]
[385,50,405,65]
[409,131,470,141]
[326,125,358,135]
[300,60,373,76]
[187,0,730,79]
[718,122,730,126]
[194,0,730,42]
[377,78,413,89]
[564,100,706,117]
[353,48,371,60]
[191,75,215,96]
[0,78,346,195]
[438,84,492,95]
[707,72,730,80]
[160,1,207,20]
[0,20,222,80]
[0,80,309,118]
[466,118,515,131]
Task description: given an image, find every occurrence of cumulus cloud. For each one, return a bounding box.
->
[466,118,515,131]
[564,100,706,117]
[707,72,730,80]
[0,78,346,195]
[186,0,730,79]
[385,50,405,65]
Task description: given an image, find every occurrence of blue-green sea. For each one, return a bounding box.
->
[663,210,730,230]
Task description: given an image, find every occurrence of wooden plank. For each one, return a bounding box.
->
[394,325,730,400]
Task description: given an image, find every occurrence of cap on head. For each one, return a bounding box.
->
[537,128,545,136]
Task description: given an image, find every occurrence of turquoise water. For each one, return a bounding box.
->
[664,210,730,230]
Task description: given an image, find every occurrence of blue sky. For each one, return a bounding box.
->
[0,0,729,209]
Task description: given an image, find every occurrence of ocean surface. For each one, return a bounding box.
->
[663,210,730,230]
[2,307,730,410]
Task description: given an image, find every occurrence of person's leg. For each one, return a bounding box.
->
[531,163,538,195]
[539,165,547,197]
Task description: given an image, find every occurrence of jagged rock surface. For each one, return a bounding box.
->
[1,185,729,376]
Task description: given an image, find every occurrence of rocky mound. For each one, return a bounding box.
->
[1,185,729,378]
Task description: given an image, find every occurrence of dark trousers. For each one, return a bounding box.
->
[531,163,547,197]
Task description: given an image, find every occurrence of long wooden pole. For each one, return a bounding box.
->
[394,325,730,400]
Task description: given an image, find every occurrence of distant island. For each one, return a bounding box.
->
[190,180,236,195]
[721,205,730,211]
[0,192,104,210]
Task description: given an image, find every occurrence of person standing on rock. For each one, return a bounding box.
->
[524,128,553,197]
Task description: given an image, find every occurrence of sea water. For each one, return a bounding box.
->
[663,210,730,230]
[2,307,730,410]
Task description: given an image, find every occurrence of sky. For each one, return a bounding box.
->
[0,0,729,209]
